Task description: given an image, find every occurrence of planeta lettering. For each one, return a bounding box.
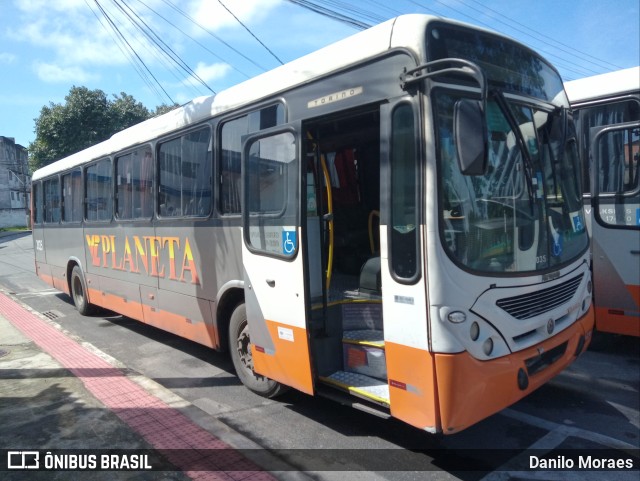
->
[85,234,200,285]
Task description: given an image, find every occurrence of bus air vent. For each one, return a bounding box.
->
[496,274,583,320]
[525,341,568,376]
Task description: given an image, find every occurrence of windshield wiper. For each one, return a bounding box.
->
[490,89,536,210]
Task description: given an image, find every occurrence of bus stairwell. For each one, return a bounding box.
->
[304,108,390,410]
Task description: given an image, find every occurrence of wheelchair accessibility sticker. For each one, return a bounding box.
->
[571,213,585,232]
[282,229,297,256]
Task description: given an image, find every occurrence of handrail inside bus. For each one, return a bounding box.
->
[306,131,334,293]
[319,152,334,292]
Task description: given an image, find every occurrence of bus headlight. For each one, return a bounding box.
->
[483,337,494,356]
[470,321,480,341]
[447,311,466,323]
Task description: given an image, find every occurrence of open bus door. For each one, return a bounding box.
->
[238,125,315,395]
[378,99,440,431]
[589,121,640,336]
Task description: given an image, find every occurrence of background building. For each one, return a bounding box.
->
[0,136,30,228]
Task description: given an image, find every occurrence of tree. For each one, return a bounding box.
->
[152,103,180,117]
[109,92,151,133]
[28,86,152,171]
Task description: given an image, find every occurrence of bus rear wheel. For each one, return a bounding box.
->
[228,302,286,398]
[70,266,95,316]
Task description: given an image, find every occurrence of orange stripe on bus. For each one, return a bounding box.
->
[83,286,219,349]
[252,320,314,395]
[385,342,439,432]
[626,284,640,309]
[595,306,640,337]
[142,304,218,348]
[41,272,221,348]
[37,272,55,288]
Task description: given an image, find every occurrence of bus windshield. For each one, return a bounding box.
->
[431,27,589,274]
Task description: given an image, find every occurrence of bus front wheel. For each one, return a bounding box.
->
[228,303,286,398]
[70,266,95,316]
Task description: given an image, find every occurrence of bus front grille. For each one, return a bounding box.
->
[496,274,584,320]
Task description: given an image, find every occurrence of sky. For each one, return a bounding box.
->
[0,0,638,149]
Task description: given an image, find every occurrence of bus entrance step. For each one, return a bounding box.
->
[319,371,390,407]
[343,329,384,348]
[342,330,387,379]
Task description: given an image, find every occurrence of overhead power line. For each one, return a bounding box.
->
[112,0,215,95]
[88,0,288,105]
[285,0,372,30]
[90,0,176,104]
[133,0,253,80]
[84,0,167,103]
[217,0,284,65]
[159,0,271,73]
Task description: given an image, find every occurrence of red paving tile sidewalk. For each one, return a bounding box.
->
[0,291,277,481]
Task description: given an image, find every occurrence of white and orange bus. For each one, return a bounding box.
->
[32,14,594,434]
[565,67,640,337]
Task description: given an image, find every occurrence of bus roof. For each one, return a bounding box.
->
[33,14,436,181]
[31,13,522,181]
[565,66,640,104]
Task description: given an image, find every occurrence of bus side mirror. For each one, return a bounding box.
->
[454,99,488,176]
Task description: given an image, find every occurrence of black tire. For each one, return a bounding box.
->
[228,303,286,398]
[70,265,95,315]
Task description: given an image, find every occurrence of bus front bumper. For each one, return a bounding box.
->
[434,305,595,434]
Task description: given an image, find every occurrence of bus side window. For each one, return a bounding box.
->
[116,147,153,220]
[220,116,248,215]
[579,99,640,195]
[596,127,639,196]
[182,129,212,216]
[116,152,134,219]
[219,104,285,216]
[85,159,113,222]
[159,138,182,217]
[62,169,82,223]
[159,128,211,218]
[43,177,61,224]
[33,182,43,224]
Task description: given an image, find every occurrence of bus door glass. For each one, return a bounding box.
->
[241,125,314,394]
[591,121,640,336]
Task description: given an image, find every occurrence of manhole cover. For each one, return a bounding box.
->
[0,349,9,358]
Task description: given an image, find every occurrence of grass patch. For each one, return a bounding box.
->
[0,226,29,232]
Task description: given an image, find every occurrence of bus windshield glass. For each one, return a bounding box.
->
[427,22,566,103]
[430,26,589,274]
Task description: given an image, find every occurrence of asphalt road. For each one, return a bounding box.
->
[1,231,638,481]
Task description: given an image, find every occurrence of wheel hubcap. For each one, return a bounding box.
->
[236,321,254,372]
